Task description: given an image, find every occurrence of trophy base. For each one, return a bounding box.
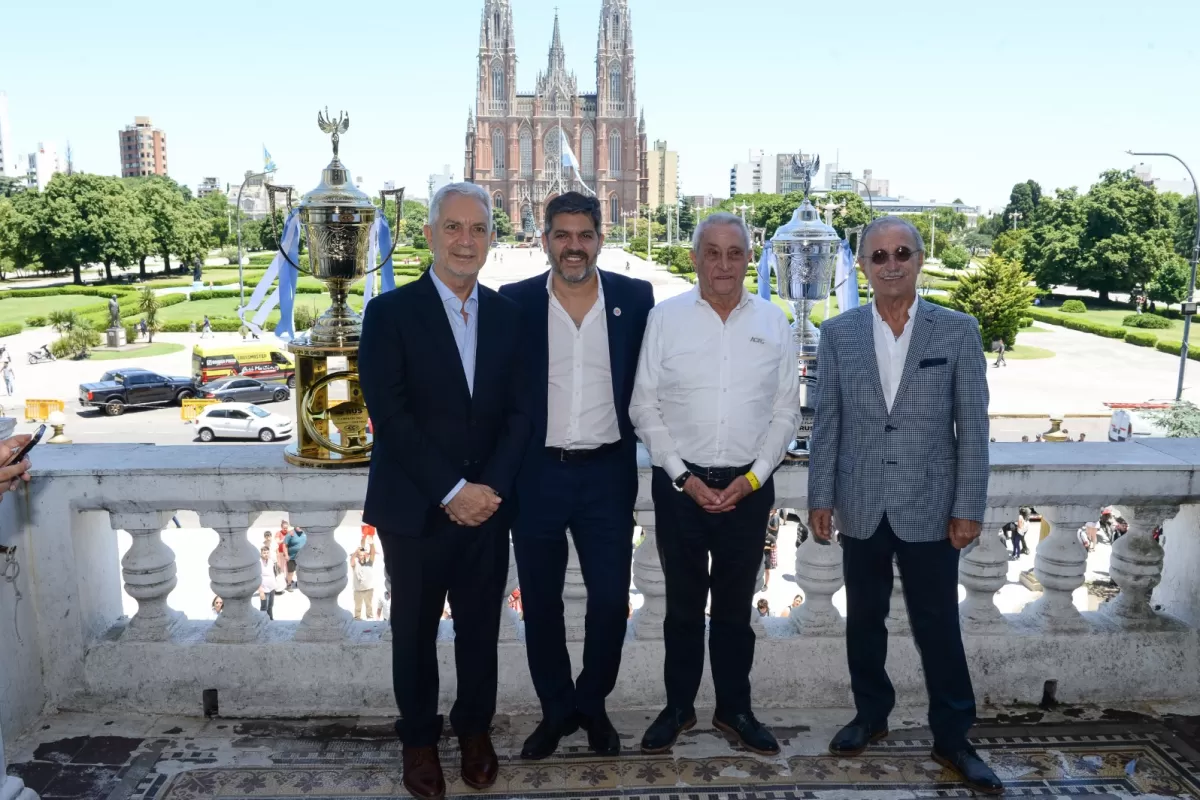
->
[786,440,810,463]
[285,441,371,469]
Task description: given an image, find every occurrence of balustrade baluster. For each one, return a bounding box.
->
[563,532,587,641]
[959,508,1012,631]
[292,510,351,642]
[201,511,266,643]
[112,510,179,641]
[381,574,392,641]
[500,536,520,641]
[791,533,844,634]
[1106,504,1179,625]
[887,556,910,634]
[1022,504,1090,630]
[752,558,766,638]
[631,512,666,639]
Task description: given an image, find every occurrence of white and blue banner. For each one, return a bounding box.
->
[756,239,776,301]
[238,208,301,340]
[834,238,859,313]
[362,215,396,310]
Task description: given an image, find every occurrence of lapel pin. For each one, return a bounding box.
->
[613,307,622,317]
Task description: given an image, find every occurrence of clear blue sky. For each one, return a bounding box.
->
[2,0,1197,209]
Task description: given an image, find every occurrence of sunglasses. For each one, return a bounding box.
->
[868,246,920,266]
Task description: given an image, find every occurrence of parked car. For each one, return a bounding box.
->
[200,377,290,404]
[79,368,197,416]
[191,402,293,443]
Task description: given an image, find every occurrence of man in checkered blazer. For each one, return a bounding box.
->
[807,217,1002,796]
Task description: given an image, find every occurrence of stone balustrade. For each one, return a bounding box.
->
[2,439,1200,748]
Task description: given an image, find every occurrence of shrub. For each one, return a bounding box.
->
[1156,340,1200,361]
[1060,299,1087,313]
[0,322,22,338]
[1123,330,1159,347]
[1026,307,1124,338]
[294,302,320,332]
[124,322,139,343]
[218,245,240,264]
[52,320,101,359]
[1123,313,1172,329]
[1019,317,1034,328]
[939,245,971,271]
[24,315,47,327]
[418,252,433,271]
[412,234,427,250]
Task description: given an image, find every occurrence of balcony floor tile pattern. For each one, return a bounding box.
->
[10,709,1200,799]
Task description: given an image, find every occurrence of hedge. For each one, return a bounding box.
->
[0,285,137,300]
[1123,313,1173,329]
[25,316,47,327]
[1123,330,1159,348]
[1060,299,1087,313]
[1019,317,1034,328]
[0,322,22,338]
[1025,307,1124,338]
[1156,340,1200,361]
[158,318,247,333]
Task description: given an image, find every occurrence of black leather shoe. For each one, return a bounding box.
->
[828,720,889,756]
[520,715,579,760]
[712,711,780,756]
[577,710,621,756]
[933,745,1004,795]
[640,706,696,754]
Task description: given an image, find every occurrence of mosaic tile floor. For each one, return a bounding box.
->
[10,708,1200,799]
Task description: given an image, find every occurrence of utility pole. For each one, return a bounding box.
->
[1010,210,1022,230]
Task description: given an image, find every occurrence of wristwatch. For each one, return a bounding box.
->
[672,471,692,492]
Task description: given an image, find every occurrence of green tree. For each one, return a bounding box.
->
[195,190,233,247]
[949,256,1039,348]
[992,228,1031,263]
[135,176,186,274]
[48,309,99,358]
[1147,401,1200,438]
[138,285,161,343]
[961,230,993,256]
[977,213,1006,237]
[0,197,17,280]
[678,197,696,239]
[823,191,873,240]
[1169,192,1197,259]
[940,244,971,270]
[91,178,145,282]
[1002,179,1042,230]
[492,206,513,238]
[172,202,214,277]
[1147,254,1191,308]
[1023,188,1084,288]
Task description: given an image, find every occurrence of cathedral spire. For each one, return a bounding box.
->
[548,9,566,73]
[639,108,645,134]
[468,108,476,133]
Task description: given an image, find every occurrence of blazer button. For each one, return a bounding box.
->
[885,425,896,432]
[462,460,471,467]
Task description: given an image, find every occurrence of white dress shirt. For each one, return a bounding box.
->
[429,268,479,504]
[871,295,919,413]
[630,286,801,483]
[545,272,621,448]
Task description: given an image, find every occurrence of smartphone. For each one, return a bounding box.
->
[6,424,46,466]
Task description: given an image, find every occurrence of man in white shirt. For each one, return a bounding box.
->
[807,216,1000,795]
[500,193,655,760]
[630,212,800,757]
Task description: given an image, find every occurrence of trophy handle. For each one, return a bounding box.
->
[264,183,309,275]
[368,187,405,274]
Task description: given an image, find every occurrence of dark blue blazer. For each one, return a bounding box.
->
[499,268,654,505]
[359,270,530,536]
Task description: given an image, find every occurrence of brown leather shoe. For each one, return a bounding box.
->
[401,745,445,800]
[459,733,499,791]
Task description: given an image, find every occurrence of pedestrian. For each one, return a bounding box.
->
[351,546,375,620]
[755,599,770,618]
[211,596,224,618]
[357,182,528,800]
[1021,435,1029,442]
[258,546,277,620]
[1078,433,1087,442]
[992,338,1006,367]
[630,211,800,758]
[763,509,781,590]
[2,362,13,396]
[499,192,654,760]
[807,216,1002,794]
[360,523,378,560]
[201,315,212,338]
[1014,508,1031,558]
[283,524,307,591]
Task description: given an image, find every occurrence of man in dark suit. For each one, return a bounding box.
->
[359,182,529,800]
[499,192,654,760]
[807,216,1002,795]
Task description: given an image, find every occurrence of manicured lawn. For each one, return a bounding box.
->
[153,276,420,323]
[997,342,1055,360]
[0,295,107,326]
[88,342,185,361]
[1035,302,1186,344]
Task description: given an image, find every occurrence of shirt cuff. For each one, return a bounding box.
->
[442,479,467,506]
[664,454,688,482]
[749,458,772,488]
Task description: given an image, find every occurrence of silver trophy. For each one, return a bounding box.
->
[773,153,840,460]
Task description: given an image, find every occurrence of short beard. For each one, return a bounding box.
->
[549,253,597,284]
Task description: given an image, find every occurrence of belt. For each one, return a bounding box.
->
[683,460,754,487]
[545,440,622,463]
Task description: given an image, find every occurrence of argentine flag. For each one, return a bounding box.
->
[263,145,277,173]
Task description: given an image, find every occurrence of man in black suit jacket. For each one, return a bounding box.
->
[359,183,529,800]
[499,193,655,760]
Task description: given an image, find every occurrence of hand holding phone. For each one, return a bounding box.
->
[1,426,43,499]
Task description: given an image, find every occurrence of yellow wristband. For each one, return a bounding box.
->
[745,471,761,491]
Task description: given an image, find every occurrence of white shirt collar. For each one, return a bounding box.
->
[545,269,605,302]
[871,294,920,328]
[691,284,752,311]
[430,267,478,307]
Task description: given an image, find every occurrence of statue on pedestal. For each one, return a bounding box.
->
[108,296,120,329]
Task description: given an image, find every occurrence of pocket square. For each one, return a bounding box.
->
[918,357,948,368]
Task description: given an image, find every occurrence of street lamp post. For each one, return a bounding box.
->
[236,169,272,308]
[1128,150,1200,401]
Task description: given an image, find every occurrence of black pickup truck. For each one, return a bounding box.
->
[79,368,197,416]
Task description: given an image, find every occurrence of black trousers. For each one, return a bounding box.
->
[379,519,509,748]
[842,515,976,751]
[512,450,635,723]
[259,590,274,620]
[650,466,774,717]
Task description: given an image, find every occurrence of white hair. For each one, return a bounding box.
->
[428,182,492,233]
[692,211,752,253]
[858,216,925,256]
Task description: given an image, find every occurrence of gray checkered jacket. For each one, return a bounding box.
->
[807,298,989,543]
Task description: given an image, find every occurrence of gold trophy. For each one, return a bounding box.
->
[266,108,402,468]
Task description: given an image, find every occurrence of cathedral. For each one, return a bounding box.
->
[464,0,648,236]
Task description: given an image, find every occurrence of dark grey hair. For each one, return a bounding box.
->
[692,211,752,253]
[858,216,925,257]
[429,182,492,233]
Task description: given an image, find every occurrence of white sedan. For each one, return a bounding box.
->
[192,402,293,443]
